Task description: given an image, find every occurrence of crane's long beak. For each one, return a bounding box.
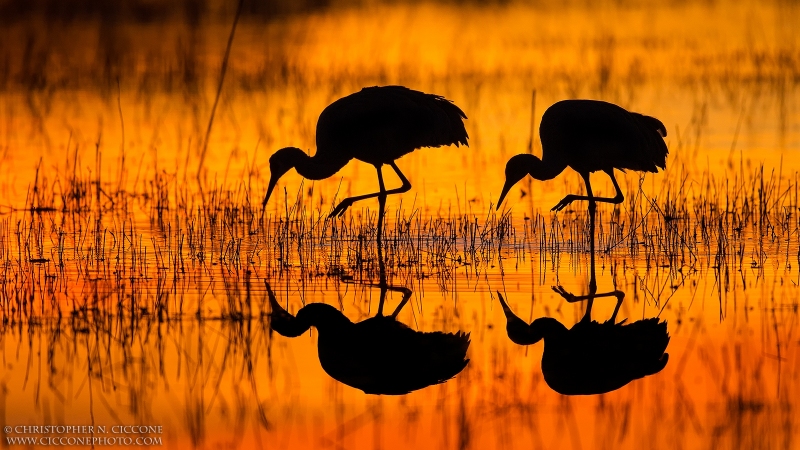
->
[267,283,287,316]
[496,291,516,319]
[267,283,308,338]
[496,178,516,211]
[497,291,545,345]
[262,175,279,209]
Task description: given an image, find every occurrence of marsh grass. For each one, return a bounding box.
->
[1,140,799,324]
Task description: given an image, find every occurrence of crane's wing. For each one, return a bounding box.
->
[316,86,469,164]
[540,100,668,173]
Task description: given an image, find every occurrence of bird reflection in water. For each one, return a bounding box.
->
[497,282,669,396]
[268,283,470,395]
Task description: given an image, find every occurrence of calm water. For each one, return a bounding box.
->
[1,1,799,449]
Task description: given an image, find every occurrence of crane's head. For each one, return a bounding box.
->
[497,292,541,345]
[267,283,352,337]
[268,283,310,337]
[497,292,563,345]
[496,154,537,210]
[264,147,305,209]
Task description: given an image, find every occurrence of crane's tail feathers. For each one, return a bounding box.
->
[652,117,667,138]
[631,113,669,170]
[432,95,469,148]
[645,353,670,376]
[633,113,667,138]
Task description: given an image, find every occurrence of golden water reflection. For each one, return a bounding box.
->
[1,265,797,449]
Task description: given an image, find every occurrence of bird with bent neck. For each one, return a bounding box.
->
[263,86,469,220]
[264,147,348,202]
[496,99,668,212]
[268,284,470,395]
[497,291,669,396]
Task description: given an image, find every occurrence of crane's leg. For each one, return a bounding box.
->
[608,291,625,323]
[376,285,412,318]
[551,169,625,212]
[551,287,625,323]
[376,167,388,286]
[389,286,413,318]
[552,171,627,322]
[340,278,412,317]
[328,162,412,218]
[387,161,412,192]
[376,284,387,316]
[584,172,597,292]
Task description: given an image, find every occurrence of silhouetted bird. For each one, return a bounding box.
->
[497,292,669,395]
[263,86,469,218]
[268,285,470,395]
[496,100,668,211]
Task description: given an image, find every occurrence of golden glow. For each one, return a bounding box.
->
[0,0,798,448]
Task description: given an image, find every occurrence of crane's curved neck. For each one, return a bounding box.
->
[270,297,352,338]
[297,303,353,335]
[505,316,568,345]
[290,148,349,181]
[528,155,566,181]
[530,317,569,340]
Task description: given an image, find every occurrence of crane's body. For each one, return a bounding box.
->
[316,86,469,167]
[497,291,669,396]
[314,314,470,395]
[263,86,469,218]
[268,285,470,395]
[538,317,670,395]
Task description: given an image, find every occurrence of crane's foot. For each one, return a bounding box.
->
[328,198,355,218]
[552,285,579,302]
[551,195,579,211]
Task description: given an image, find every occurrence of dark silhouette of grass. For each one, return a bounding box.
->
[0,142,798,323]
